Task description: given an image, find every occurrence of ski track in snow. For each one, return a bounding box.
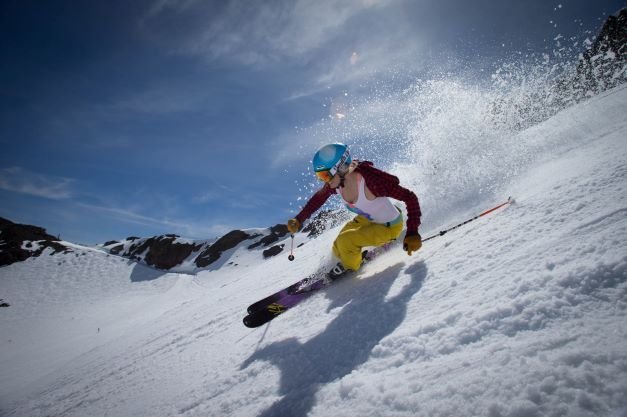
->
[1,87,627,417]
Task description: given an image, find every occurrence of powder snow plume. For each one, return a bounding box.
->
[291,27,625,230]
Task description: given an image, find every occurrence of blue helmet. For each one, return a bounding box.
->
[312,143,352,177]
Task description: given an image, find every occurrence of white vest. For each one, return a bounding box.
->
[341,175,400,224]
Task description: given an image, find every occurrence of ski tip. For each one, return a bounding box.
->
[243,309,277,328]
[243,315,262,328]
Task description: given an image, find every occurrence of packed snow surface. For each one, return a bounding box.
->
[1,86,626,417]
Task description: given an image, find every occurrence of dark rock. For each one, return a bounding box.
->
[144,238,200,270]
[213,230,255,252]
[550,8,627,111]
[0,217,70,267]
[248,223,290,249]
[263,244,285,258]
[195,230,254,268]
[109,244,125,255]
[490,8,626,130]
[574,8,626,97]
[103,240,119,247]
[269,223,289,236]
[121,235,201,270]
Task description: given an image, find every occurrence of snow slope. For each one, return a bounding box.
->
[1,86,626,417]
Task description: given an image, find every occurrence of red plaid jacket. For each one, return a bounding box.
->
[295,161,421,236]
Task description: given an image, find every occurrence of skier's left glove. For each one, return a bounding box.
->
[403,233,422,255]
[287,218,301,234]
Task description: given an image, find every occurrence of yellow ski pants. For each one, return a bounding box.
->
[332,214,403,271]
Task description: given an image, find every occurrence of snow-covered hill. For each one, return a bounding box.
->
[1,83,627,417]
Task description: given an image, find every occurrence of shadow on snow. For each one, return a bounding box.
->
[241,261,428,417]
[129,261,168,282]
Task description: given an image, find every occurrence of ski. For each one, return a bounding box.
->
[245,268,335,314]
[243,243,394,328]
[245,242,393,315]
[242,271,344,328]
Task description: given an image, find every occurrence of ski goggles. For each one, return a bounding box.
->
[315,169,335,183]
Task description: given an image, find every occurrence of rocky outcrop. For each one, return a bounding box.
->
[0,217,70,267]
[192,223,298,267]
[195,230,257,268]
[247,224,289,249]
[491,8,626,130]
[573,8,626,96]
[103,227,284,271]
[262,244,285,259]
[551,8,626,111]
[1,206,345,272]
[100,212,344,270]
[106,234,203,270]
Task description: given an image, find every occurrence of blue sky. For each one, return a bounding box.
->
[0,0,623,244]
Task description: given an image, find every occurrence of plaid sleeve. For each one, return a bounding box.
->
[356,162,422,235]
[295,184,335,225]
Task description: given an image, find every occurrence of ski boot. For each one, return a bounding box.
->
[327,262,349,281]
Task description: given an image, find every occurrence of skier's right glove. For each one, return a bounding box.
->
[287,218,301,234]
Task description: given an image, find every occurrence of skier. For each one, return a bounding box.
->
[287,143,422,279]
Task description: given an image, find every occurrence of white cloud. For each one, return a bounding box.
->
[140,0,439,100]
[312,36,429,88]
[141,0,398,67]
[0,167,75,200]
[77,202,230,239]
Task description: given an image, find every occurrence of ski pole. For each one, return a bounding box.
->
[288,234,295,261]
[423,197,513,242]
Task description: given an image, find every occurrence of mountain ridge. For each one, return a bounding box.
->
[0,209,347,272]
